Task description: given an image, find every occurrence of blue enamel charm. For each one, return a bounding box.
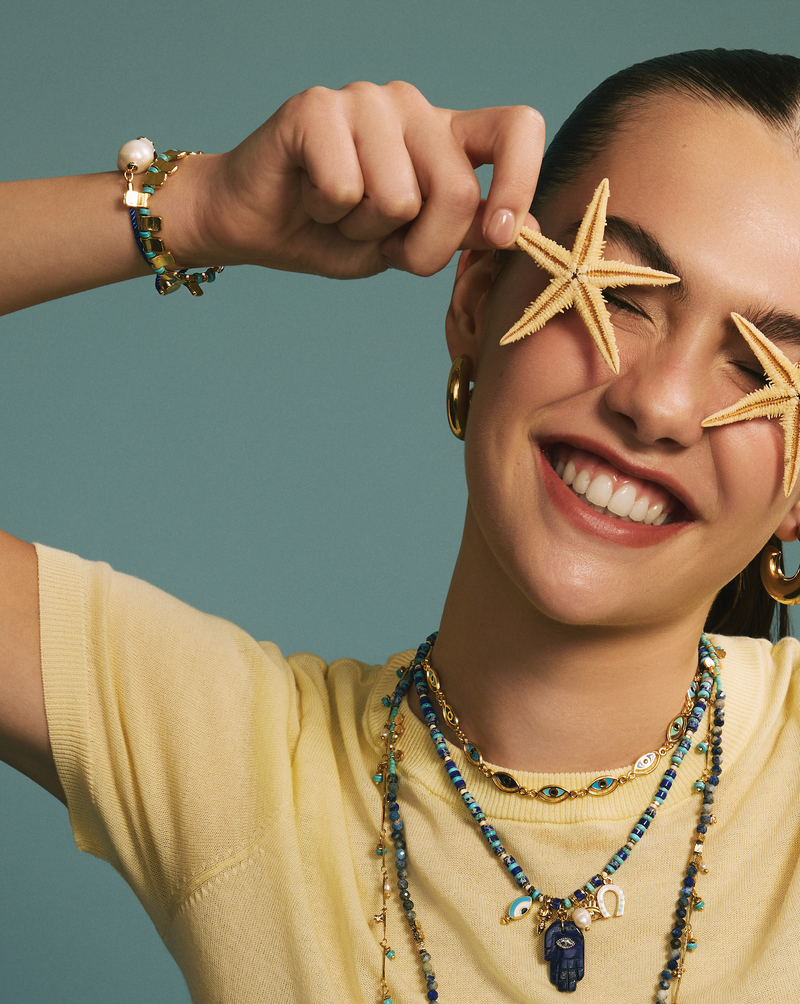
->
[544,920,585,993]
[505,895,533,921]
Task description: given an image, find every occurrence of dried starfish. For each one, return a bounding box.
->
[500,179,680,373]
[702,312,800,496]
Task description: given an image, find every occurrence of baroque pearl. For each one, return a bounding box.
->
[572,907,592,930]
[117,137,155,173]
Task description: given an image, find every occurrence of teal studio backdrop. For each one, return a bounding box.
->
[2,1,800,1000]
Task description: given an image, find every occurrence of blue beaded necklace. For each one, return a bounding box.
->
[373,633,724,1002]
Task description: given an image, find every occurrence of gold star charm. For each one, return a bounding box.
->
[702,312,800,496]
[500,179,680,373]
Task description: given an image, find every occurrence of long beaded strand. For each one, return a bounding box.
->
[374,633,722,1001]
[655,641,724,1003]
[374,637,440,1003]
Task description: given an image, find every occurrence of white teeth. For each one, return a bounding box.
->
[555,457,672,525]
[629,495,650,522]
[644,502,664,525]
[586,474,613,508]
[607,483,637,518]
[572,468,591,495]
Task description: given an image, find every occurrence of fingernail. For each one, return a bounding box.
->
[485,209,515,247]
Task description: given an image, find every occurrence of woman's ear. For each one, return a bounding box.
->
[445,248,500,362]
[773,501,800,543]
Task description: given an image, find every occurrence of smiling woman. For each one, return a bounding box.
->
[1,48,800,1004]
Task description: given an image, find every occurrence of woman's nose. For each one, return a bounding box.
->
[602,340,709,449]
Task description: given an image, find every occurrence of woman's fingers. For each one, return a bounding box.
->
[380,135,482,275]
[381,99,545,274]
[453,104,546,248]
[458,204,541,251]
[207,82,546,280]
[335,112,422,243]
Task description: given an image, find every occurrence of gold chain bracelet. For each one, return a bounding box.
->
[118,138,224,296]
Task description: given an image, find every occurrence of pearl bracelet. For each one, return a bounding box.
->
[117,137,223,296]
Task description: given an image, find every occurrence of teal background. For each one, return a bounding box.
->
[2,1,800,1000]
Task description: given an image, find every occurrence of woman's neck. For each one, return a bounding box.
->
[417,517,710,775]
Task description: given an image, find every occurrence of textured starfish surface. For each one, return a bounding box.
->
[500,179,680,373]
[702,312,800,496]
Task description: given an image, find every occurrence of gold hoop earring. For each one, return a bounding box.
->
[760,535,800,604]
[446,356,472,440]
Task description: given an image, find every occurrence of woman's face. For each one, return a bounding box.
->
[452,95,800,630]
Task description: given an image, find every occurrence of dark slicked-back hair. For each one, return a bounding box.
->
[533,49,800,640]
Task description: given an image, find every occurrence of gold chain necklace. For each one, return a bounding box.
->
[422,658,702,801]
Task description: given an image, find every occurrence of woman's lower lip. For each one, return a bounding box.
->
[538,447,690,548]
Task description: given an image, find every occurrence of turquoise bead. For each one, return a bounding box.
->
[143,185,155,194]
[694,900,705,910]
[563,898,572,909]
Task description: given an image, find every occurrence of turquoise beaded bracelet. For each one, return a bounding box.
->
[118,138,224,296]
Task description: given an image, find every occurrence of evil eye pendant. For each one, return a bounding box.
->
[502,896,534,924]
[588,776,618,795]
[634,751,658,774]
[538,785,569,803]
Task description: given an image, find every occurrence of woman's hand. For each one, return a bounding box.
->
[0,81,544,314]
[189,80,545,279]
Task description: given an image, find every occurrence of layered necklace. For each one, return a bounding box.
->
[373,633,725,1001]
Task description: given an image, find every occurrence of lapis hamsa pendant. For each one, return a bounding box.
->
[502,883,625,993]
[544,920,585,993]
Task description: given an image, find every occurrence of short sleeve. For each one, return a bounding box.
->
[35,543,302,935]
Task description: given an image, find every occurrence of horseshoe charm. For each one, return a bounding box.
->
[595,883,625,919]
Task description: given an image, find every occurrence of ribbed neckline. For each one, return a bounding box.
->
[365,634,766,826]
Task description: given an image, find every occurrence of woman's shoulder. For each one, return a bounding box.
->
[708,630,800,719]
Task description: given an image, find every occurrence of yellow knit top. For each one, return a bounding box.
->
[35,543,800,1003]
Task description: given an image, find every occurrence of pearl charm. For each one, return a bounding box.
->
[572,907,592,930]
[117,137,155,173]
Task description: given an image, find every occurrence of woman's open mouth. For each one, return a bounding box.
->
[546,445,689,526]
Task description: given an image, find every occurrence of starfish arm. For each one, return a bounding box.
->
[499,278,574,345]
[572,179,609,271]
[515,228,572,278]
[573,280,620,373]
[586,260,680,288]
[731,312,799,391]
[701,385,797,428]
[781,404,800,495]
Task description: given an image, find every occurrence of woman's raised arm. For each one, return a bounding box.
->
[1,81,544,314]
[0,82,544,800]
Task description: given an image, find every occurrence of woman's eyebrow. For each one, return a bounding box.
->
[737,307,800,350]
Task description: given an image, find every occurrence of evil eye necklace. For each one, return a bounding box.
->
[423,658,701,801]
[373,633,724,1001]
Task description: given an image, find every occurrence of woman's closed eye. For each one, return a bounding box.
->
[731,359,768,385]
[603,291,648,318]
